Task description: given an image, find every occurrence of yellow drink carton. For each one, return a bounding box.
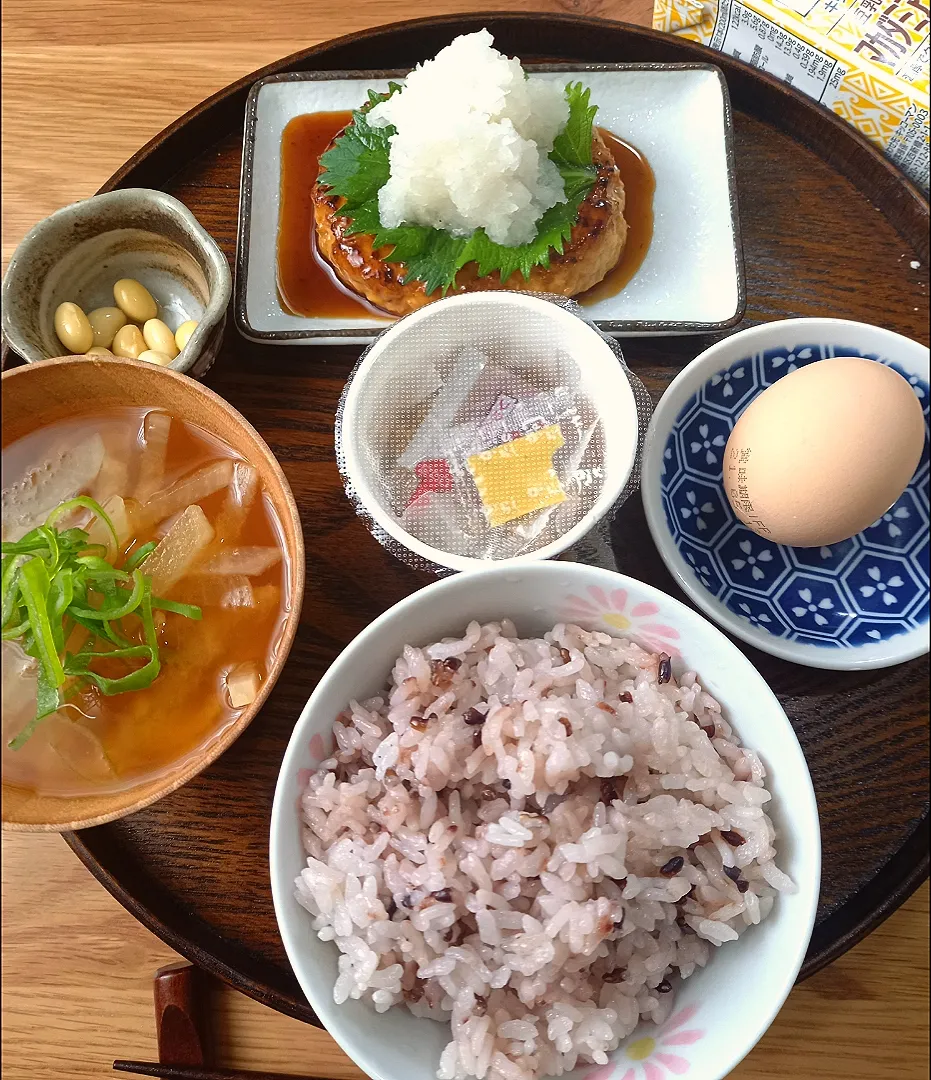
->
[654,0,929,190]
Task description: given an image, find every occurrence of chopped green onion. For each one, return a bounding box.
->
[8,665,61,750]
[2,619,30,642]
[0,498,202,749]
[2,554,29,628]
[124,541,157,573]
[71,569,145,621]
[75,556,130,578]
[18,557,66,690]
[1,531,52,555]
[46,496,118,553]
[150,596,202,620]
[65,642,160,695]
[36,525,60,571]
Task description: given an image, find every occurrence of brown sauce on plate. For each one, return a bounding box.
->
[579,129,656,304]
[276,110,389,320]
[276,114,655,317]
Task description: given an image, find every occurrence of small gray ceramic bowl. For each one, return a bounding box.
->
[1,188,231,378]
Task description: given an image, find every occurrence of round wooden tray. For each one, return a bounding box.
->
[8,12,929,1026]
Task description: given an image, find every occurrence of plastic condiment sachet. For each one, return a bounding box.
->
[335,294,654,575]
[396,357,603,559]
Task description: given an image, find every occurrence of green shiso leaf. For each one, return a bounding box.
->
[316,80,599,294]
[551,82,599,168]
[313,86,400,208]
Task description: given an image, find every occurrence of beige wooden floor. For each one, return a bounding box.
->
[2,834,928,1079]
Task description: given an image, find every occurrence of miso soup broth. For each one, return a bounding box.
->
[1,406,291,798]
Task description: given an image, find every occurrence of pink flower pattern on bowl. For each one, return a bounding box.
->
[579,1006,706,1080]
[562,586,682,657]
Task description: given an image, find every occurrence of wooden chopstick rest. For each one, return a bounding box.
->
[153,961,209,1066]
[114,963,330,1080]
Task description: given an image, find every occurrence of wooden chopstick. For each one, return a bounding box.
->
[113,1061,332,1080]
[117,964,344,1080]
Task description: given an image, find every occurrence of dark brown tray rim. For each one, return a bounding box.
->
[2,7,919,1026]
[61,818,929,1026]
[235,62,746,340]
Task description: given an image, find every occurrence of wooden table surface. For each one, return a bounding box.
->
[1,1,929,1078]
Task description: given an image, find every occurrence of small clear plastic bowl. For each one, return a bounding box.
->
[338,292,640,573]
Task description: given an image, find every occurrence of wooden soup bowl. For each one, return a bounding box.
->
[1,355,305,830]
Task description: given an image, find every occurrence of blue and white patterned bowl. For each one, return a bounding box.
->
[642,318,929,670]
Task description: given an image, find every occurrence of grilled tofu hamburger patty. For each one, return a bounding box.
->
[312,128,627,316]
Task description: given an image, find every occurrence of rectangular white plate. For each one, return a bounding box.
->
[236,64,745,345]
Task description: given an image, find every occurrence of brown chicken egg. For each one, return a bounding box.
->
[723,356,925,548]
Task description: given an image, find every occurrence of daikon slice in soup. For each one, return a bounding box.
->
[1,406,291,798]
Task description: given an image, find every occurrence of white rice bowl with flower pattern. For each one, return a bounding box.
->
[270,564,820,1080]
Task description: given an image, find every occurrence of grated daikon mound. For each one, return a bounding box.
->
[367,30,570,248]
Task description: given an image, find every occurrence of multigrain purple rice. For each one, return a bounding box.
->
[295,620,796,1080]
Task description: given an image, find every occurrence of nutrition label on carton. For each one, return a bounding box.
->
[711,0,843,100]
